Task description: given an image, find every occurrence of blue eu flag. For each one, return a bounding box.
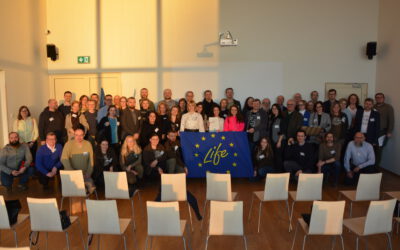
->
[180,132,253,178]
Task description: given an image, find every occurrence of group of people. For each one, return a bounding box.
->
[0,87,394,199]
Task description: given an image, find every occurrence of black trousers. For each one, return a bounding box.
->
[344,164,378,185]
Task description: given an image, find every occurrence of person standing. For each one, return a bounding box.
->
[38,99,65,145]
[276,95,287,112]
[159,88,176,110]
[282,99,303,145]
[65,101,89,141]
[13,106,39,161]
[374,93,395,166]
[202,90,218,117]
[261,98,271,115]
[354,98,380,147]
[97,105,121,155]
[139,88,155,112]
[84,100,98,145]
[323,89,338,113]
[97,94,113,123]
[58,91,73,117]
[61,128,95,193]
[224,105,245,132]
[180,101,205,132]
[245,99,268,150]
[120,97,142,140]
[310,91,319,104]
[0,132,33,191]
[309,101,331,144]
[35,132,62,189]
[225,88,241,110]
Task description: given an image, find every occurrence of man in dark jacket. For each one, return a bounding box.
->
[282,99,303,144]
[202,90,218,117]
[245,99,268,150]
[120,97,142,140]
[323,89,338,113]
[164,131,187,174]
[38,99,65,145]
[225,88,242,110]
[354,98,380,146]
[284,130,317,179]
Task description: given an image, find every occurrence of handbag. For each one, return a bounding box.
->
[5,199,21,225]
[59,210,71,230]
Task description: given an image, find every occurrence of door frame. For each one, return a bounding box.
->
[0,70,9,147]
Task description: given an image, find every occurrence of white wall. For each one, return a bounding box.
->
[0,0,49,132]
[46,0,378,105]
[376,0,400,174]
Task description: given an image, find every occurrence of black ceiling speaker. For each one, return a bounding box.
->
[366,42,377,60]
[47,44,58,61]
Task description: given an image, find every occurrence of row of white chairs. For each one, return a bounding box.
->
[1,171,399,250]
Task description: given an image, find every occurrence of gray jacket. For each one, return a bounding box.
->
[309,112,331,132]
[0,144,32,175]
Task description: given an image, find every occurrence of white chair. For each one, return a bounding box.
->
[0,247,30,250]
[104,171,142,230]
[201,172,237,230]
[289,173,323,231]
[343,199,396,250]
[339,173,382,217]
[27,197,85,250]
[248,173,290,233]
[60,170,98,212]
[385,191,400,233]
[0,196,29,247]
[146,201,191,250]
[291,200,346,250]
[161,173,193,231]
[86,199,133,250]
[206,201,247,250]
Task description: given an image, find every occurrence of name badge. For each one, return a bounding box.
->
[155,127,159,133]
[72,114,77,118]
[159,151,164,155]
[259,154,265,159]
[274,125,279,129]
[370,118,375,122]
[138,116,141,120]
[83,152,88,156]
[341,117,346,123]
[314,119,318,123]
[163,117,167,120]
[257,116,261,120]
[330,150,336,155]
[49,117,54,122]
[117,121,120,126]
[300,152,305,156]
[174,145,179,151]
[304,118,308,121]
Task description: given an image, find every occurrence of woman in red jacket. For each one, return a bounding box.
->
[223,105,245,131]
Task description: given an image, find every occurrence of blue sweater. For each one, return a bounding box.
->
[35,144,63,175]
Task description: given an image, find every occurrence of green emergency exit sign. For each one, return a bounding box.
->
[77,56,90,64]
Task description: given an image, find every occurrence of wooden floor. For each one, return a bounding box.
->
[1,170,400,250]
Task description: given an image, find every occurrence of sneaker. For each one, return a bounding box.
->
[18,184,28,191]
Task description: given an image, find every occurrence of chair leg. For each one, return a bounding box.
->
[77,220,86,250]
[340,235,345,250]
[13,229,18,247]
[122,235,127,250]
[291,221,299,250]
[145,236,149,250]
[150,236,153,250]
[60,197,64,210]
[289,201,296,232]
[285,200,291,232]
[46,231,48,250]
[98,234,101,250]
[130,198,136,231]
[205,235,210,250]
[182,236,187,250]
[243,235,248,250]
[331,236,336,250]
[356,236,359,250]
[349,202,353,217]
[257,201,263,233]
[65,231,70,250]
[248,193,255,221]
[186,223,193,250]
[187,201,193,232]
[386,233,392,250]
[201,200,208,231]
[302,235,307,250]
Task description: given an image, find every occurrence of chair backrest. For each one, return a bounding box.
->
[60,170,86,197]
[104,171,130,199]
[0,196,11,229]
[147,201,182,236]
[308,200,345,235]
[27,197,62,232]
[296,173,323,201]
[161,173,187,201]
[355,173,382,201]
[363,199,396,235]
[206,172,233,201]
[209,201,244,236]
[0,247,31,250]
[264,173,290,201]
[86,200,121,234]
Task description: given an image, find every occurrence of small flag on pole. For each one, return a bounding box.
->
[99,88,105,108]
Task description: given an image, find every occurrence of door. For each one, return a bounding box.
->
[0,70,8,147]
[325,82,368,101]
[49,73,121,104]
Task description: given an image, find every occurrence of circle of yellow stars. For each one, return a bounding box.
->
[193,134,238,167]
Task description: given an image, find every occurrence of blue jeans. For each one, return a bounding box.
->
[1,167,34,187]
[321,161,341,185]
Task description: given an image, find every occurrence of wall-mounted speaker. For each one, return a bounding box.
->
[366,42,377,60]
[47,44,58,61]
